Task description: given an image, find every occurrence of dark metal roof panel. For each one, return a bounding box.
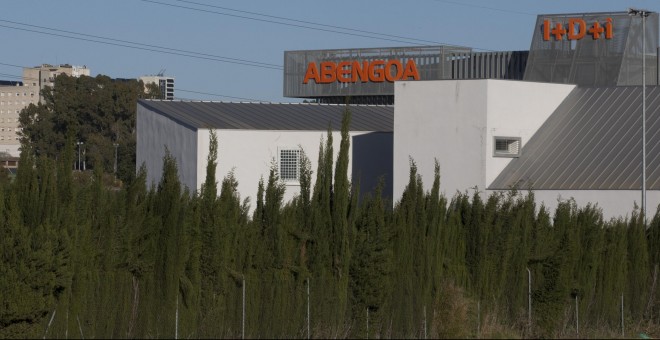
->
[490,85,660,190]
[137,100,393,132]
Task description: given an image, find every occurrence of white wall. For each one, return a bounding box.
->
[394,79,575,202]
[485,81,575,186]
[137,105,199,190]
[392,79,659,219]
[197,129,385,213]
[394,80,488,201]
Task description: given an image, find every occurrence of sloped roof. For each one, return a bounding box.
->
[489,85,660,190]
[138,100,393,132]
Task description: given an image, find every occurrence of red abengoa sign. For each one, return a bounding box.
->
[303,59,420,84]
[543,18,613,41]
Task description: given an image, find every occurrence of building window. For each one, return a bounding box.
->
[493,136,521,157]
[279,148,301,181]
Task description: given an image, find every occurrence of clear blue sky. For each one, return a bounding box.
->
[1,0,658,102]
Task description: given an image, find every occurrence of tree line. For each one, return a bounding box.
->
[18,74,162,184]
[1,82,659,337]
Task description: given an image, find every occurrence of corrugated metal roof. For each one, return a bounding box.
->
[490,86,660,190]
[138,100,393,131]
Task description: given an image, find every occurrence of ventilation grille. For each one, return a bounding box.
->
[494,137,521,157]
[279,148,301,181]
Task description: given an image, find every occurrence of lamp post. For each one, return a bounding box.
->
[629,8,652,224]
[113,143,119,178]
[76,141,83,171]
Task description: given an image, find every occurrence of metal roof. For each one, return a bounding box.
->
[489,85,660,190]
[138,100,393,131]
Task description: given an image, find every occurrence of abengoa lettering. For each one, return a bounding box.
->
[543,18,613,41]
[303,59,420,84]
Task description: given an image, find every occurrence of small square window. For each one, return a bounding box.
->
[279,148,301,181]
[493,137,521,157]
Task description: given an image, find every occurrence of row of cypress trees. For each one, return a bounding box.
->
[1,106,659,338]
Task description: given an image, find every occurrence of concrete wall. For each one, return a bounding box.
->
[137,105,198,190]
[196,129,392,213]
[393,79,574,202]
[392,78,658,219]
[393,80,488,201]
[484,81,575,186]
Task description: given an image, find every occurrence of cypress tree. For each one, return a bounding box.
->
[350,179,392,338]
[332,105,352,331]
[153,151,185,337]
[626,209,649,319]
[391,158,424,337]
[309,130,336,336]
[199,130,224,335]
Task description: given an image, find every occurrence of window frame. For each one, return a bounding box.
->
[493,136,521,158]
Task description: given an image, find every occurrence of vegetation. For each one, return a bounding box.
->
[18,74,162,184]
[1,88,658,338]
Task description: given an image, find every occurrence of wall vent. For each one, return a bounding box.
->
[493,137,521,157]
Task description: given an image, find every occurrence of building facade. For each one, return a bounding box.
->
[0,64,90,156]
[393,79,660,218]
[137,10,660,218]
[139,75,175,100]
[137,100,393,212]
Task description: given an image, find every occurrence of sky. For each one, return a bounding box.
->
[2,0,659,103]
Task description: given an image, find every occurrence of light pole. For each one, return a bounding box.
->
[113,143,119,178]
[629,8,652,224]
[76,141,83,171]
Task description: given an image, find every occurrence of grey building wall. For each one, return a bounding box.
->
[137,104,198,190]
[524,12,660,86]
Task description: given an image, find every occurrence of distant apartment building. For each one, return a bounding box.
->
[0,64,90,156]
[138,75,174,100]
[23,64,90,93]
